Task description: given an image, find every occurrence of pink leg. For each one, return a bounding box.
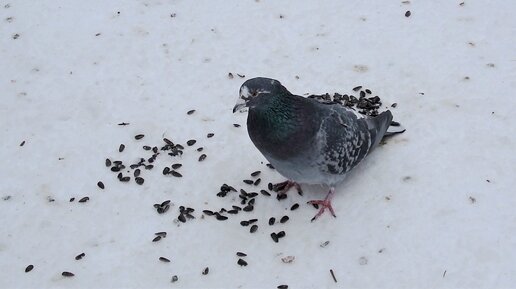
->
[272,180,303,195]
[308,187,337,221]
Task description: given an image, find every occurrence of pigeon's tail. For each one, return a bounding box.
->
[365,110,393,150]
[384,120,406,137]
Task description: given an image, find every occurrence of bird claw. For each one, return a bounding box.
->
[272,180,302,195]
[308,199,337,221]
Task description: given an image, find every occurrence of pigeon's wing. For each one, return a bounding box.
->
[363,110,393,150]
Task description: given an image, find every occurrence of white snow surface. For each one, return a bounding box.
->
[1,0,516,288]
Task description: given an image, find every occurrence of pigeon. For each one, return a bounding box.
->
[233,77,405,221]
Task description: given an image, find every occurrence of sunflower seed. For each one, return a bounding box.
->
[135,134,144,140]
[197,147,203,152]
[269,217,276,225]
[240,220,249,226]
[78,197,89,203]
[187,140,196,146]
[207,133,214,138]
[277,231,286,238]
[187,109,196,115]
[216,214,228,221]
[134,169,141,177]
[198,154,207,162]
[237,259,248,266]
[171,275,178,282]
[277,285,288,289]
[290,203,299,210]
[233,124,241,127]
[178,214,186,223]
[243,179,253,185]
[155,232,167,237]
[352,86,362,91]
[243,205,254,212]
[202,267,209,275]
[20,141,26,146]
[171,171,182,177]
[25,265,34,273]
[135,177,144,185]
[405,10,411,17]
[120,176,130,182]
[280,216,289,223]
[260,190,271,196]
[152,236,162,242]
[97,181,104,189]
[271,233,279,243]
[105,158,111,167]
[250,224,258,233]
[62,271,74,277]
[75,253,86,260]
[251,171,261,177]
[159,257,171,262]
[162,167,170,175]
[119,144,125,152]
[236,252,247,257]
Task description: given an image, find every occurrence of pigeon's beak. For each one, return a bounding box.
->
[233,103,246,113]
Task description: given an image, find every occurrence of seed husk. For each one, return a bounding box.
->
[78,197,89,203]
[62,271,74,277]
[187,139,196,146]
[269,217,276,225]
[228,209,239,214]
[20,140,26,146]
[155,232,167,237]
[145,165,154,170]
[152,236,162,242]
[159,257,171,262]
[250,224,258,233]
[248,218,258,224]
[97,181,105,189]
[236,252,247,257]
[240,220,249,226]
[330,269,338,283]
[290,203,299,210]
[352,86,362,91]
[171,163,182,169]
[171,275,178,282]
[118,122,129,125]
[119,144,125,152]
[233,124,241,127]
[69,197,75,202]
[203,210,214,216]
[25,265,34,272]
[207,133,214,138]
[277,285,288,289]
[187,109,196,115]
[280,216,289,223]
[243,205,254,212]
[135,177,144,185]
[135,134,144,140]
[237,259,248,266]
[196,147,203,152]
[75,253,85,260]
[198,154,207,162]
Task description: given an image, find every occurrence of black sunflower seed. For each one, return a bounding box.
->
[135,177,144,185]
[20,140,26,146]
[97,181,104,189]
[75,253,85,260]
[243,179,253,185]
[228,209,239,214]
[143,145,151,151]
[280,216,289,223]
[277,285,288,289]
[187,140,196,146]
[236,252,247,257]
[78,197,89,203]
[196,147,203,152]
[243,205,254,212]
[161,200,170,206]
[251,171,261,177]
[277,231,286,238]
[237,259,248,266]
[62,271,74,277]
[178,214,186,223]
[120,176,130,182]
[69,197,75,202]
[198,154,207,162]
[353,86,362,91]
[250,224,258,233]
[365,89,372,94]
[145,165,154,170]
[135,134,144,140]
[240,221,249,226]
[134,169,141,177]
[253,178,261,186]
[269,217,276,225]
[203,210,214,216]
[163,167,170,175]
[233,124,240,127]
[266,163,274,169]
[405,10,411,17]
[260,190,271,196]
[170,171,182,177]
[187,109,196,115]
[159,257,171,262]
[155,232,167,237]
[117,173,122,180]
[271,233,279,243]
[202,267,209,275]
[25,265,34,273]
[277,193,287,201]
[268,183,273,190]
[248,219,258,224]
[207,133,214,138]
[171,275,178,282]
[216,214,228,221]
[152,236,162,242]
[105,158,111,167]
[290,203,299,210]
[232,205,242,211]
[118,122,129,126]
[171,163,182,169]
[119,144,125,152]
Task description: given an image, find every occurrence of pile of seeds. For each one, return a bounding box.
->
[307,85,384,116]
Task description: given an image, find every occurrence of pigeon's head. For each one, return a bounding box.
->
[233,77,286,113]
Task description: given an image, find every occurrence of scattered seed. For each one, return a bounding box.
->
[271,233,279,243]
[236,252,247,257]
[196,147,203,152]
[237,259,248,266]
[187,139,196,146]
[251,171,261,177]
[198,154,207,162]
[269,217,276,225]
[170,171,182,177]
[233,124,241,127]
[280,216,289,223]
[277,285,288,289]
[118,122,129,126]
[250,224,258,233]
[145,165,154,170]
[69,198,75,202]
[352,86,362,91]
[216,214,228,221]
[203,210,214,216]
[171,163,182,169]
[105,158,111,167]
[171,275,179,282]
[155,231,167,237]
[330,269,337,283]
[97,181,104,189]
[391,103,398,108]
[277,231,286,238]
[248,219,258,224]
[202,267,209,275]
[135,134,144,140]
[178,214,186,223]
[159,257,171,263]
[207,133,214,138]
[243,179,253,185]
[135,177,144,185]
[78,197,89,203]
[268,183,273,190]
[25,265,34,273]
[320,241,330,248]
[237,73,245,78]
[75,253,86,260]
[187,109,196,115]
[20,140,26,146]
[62,271,75,277]
[162,167,170,175]
[243,205,254,212]
[277,193,287,201]
[240,220,249,226]
[253,178,261,186]
[266,163,275,169]
[228,72,234,79]
[290,203,299,211]
[152,236,162,242]
[119,144,125,152]
[120,176,130,182]
[405,10,411,17]
[260,190,271,196]
[134,169,141,177]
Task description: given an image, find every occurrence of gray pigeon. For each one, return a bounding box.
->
[233,77,404,220]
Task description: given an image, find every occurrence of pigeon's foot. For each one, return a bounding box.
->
[272,180,303,195]
[308,187,336,221]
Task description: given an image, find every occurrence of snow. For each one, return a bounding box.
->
[1,0,515,288]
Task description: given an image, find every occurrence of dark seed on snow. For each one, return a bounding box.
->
[405,10,411,17]
[152,236,162,242]
[290,203,299,210]
[203,210,214,216]
[233,124,241,127]
[120,176,130,182]
[202,267,209,275]
[198,154,207,162]
[277,193,287,201]
[163,167,170,175]
[78,197,89,203]
[237,259,248,266]
[228,209,239,214]
[207,133,214,138]
[97,181,104,189]
[135,134,144,140]
[216,214,228,221]
[243,205,254,212]
[171,163,182,169]
[236,252,247,257]
[62,271,75,277]
[232,205,242,211]
[187,109,196,115]
[240,221,249,226]
[251,171,261,177]
[353,86,362,91]
[134,169,141,177]
[69,198,75,202]
[145,165,154,170]
[155,232,167,237]
[135,177,144,185]
[25,265,34,273]
[187,140,196,146]
[105,158,111,167]
[271,233,279,243]
[117,173,122,180]
[171,275,178,282]
[143,145,151,150]
[280,216,289,223]
[163,138,173,145]
[161,204,170,214]
[365,89,372,94]
[243,179,254,185]
[269,217,276,225]
[248,218,258,224]
[360,91,365,98]
[20,141,26,146]
[75,253,85,260]
[260,190,271,196]
[159,257,171,262]
[171,171,182,177]
[277,231,286,238]
[253,178,261,186]
[197,147,203,152]
[268,183,273,190]
[391,103,398,108]
[178,214,186,223]
[277,285,288,289]
[118,122,129,126]
[266,163,275,169]
[119,144,125,152]
[250,224,258,233]
[161,200,171,206]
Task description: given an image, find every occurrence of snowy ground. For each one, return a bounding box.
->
[1,0,516,288]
